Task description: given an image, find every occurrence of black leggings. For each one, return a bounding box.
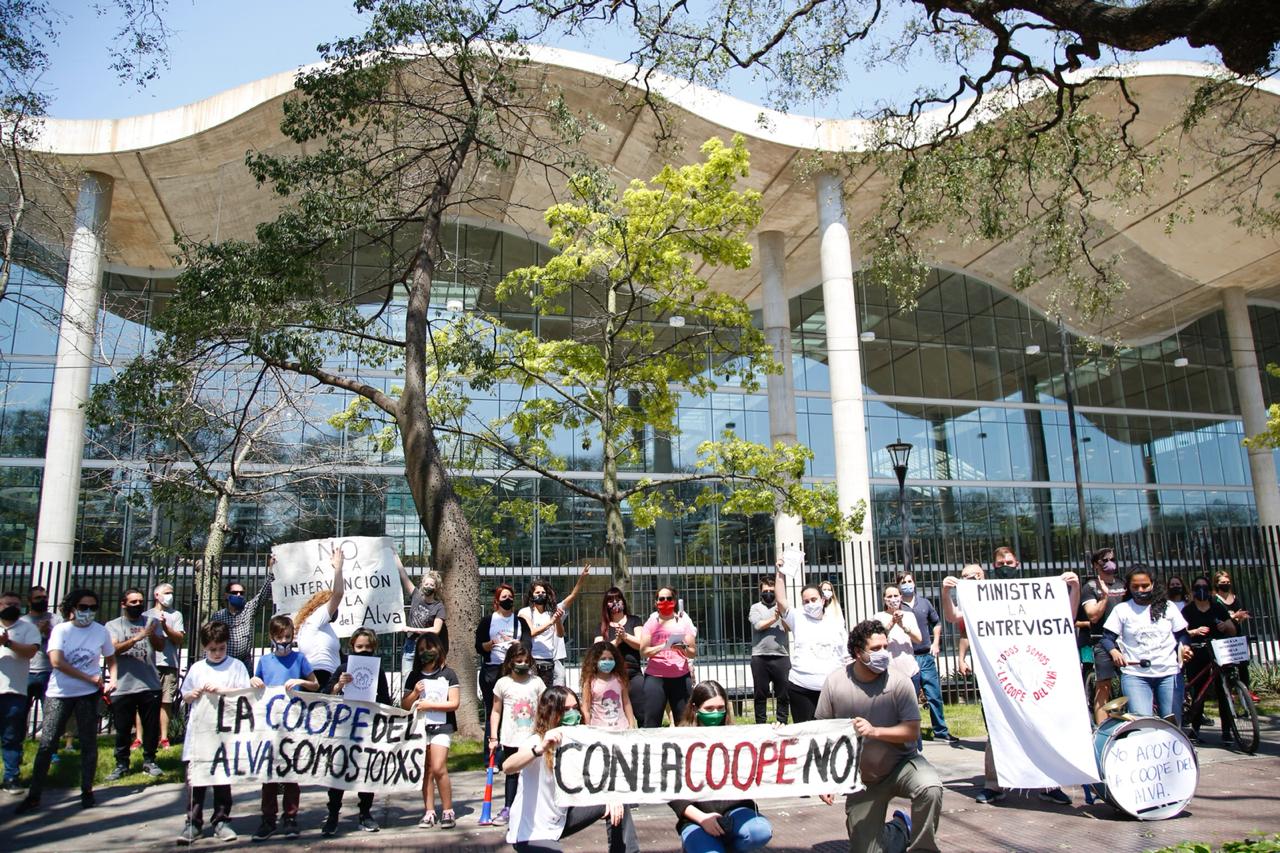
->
[513,803,639,853]
[502,744,521,808]
[479,664,503,756]
[789,685,822,723]
[751,655,791,724]
[640,674,691,727]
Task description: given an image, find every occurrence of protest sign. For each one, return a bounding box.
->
[779,548,804,580]
[343,655,382,704]
[957,577,1100,789]
[1212,635,1250,666]
[552,719,862,807]
[272,537,405,637]
[185,687,424,792]
[1098,723,1198,820]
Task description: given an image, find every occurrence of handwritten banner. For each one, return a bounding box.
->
[957,578,1100,789]
[552,719,863,807]
[272,537,405,637]
[185,687,424,792]
[1101,727,1198,819]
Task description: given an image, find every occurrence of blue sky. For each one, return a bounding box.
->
[42,0,1215,120]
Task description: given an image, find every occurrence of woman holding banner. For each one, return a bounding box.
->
[294,549,345,690]
[639,586,698,727]
[1101,565,1190,724]
[774,563,849,723]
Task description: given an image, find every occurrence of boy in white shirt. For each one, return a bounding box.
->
[178,621,250,845]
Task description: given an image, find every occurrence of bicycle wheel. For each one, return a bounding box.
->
[1222,674,1260,754]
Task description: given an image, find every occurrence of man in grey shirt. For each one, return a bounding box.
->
[817,619,942,853]
[749,574,790,724]
[105,587,166,779]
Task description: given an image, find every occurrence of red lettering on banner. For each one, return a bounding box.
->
[685,742,706,792]
[706,743,730,790]
[776,738,799,784]
[731,742,757,791]
[755,741,778,785]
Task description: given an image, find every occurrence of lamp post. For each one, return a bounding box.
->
[887,440,913,574]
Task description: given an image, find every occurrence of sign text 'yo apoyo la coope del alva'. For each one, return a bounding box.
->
[185,688,424,793]
[271,536,404,637]
[552,720,863,807]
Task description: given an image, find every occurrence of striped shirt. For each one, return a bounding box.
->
[209,575,273,666]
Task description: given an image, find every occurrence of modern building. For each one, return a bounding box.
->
[7,49,1280,590]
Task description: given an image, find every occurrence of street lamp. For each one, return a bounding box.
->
[886,439,913,573]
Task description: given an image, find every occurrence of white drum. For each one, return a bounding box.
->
[1092,716,1198,820]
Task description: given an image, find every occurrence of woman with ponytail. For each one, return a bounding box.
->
[1100,564,1191,722]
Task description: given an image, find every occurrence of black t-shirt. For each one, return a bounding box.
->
[602,614,645,676]
[327,657,392,705]
[1183,601,1233,641]
[404,666,460,733]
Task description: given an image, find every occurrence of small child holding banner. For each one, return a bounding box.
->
[401,634,460,829]
[323,628,391,836]
[178,621,250,845]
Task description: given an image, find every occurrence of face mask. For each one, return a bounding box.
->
[560,709,582,727]
[657,600,677,617]
[1100,560,1117,575]
[533,594,548,606]
[273,641,293,656]
[423,586,436,596]
[803,601,825,619]
[1216,583,1231,592]
[821,589,833,601]
[899,582,915,596]
[124,604,145,620]
[159,593,173,608]
[1193,587,1210,602]
[884,596,901,609]
[608,600,624,613]
[598,659,616,674]
[497,597,514,612]
[760,591,776,606]
[513,663,531,674]
[1168,586,1184,598]
[863,649,892,673]
[227,594,246,609]
[992,565,1018,579]
[0,605,20,622]
[29,598,48,613]
[1131,589,1153,604]
[696,709,727,726]
[74,609,96,627]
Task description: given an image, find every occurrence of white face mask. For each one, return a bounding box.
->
[159,593,173,608]
[803,601,825,619]
[884,596,902,609]
[863,649,892,673]
[820,589,833,601]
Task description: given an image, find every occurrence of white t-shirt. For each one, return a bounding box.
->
[507,734,567,845]
[180,656,251,760]
[48,621,113,698]
[151,606,186,669]
[298,607,340,672]
[874,610,921,680]
[1103,600,1189,679]
[493,674,547,746]
[783,608,850,691]
[488,612,518,665]
[0,618,41,695]
[520,606,559,660]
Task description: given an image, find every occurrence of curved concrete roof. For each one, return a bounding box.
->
[29,46,1280,344]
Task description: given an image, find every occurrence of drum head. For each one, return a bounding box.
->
[1096,717,1198,820]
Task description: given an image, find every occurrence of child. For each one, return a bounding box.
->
[487,644,545,827]
[178,621,250,845]
[324,628,390,836]
[249,614,318,841]
[581,640,635,730]
[400,633,460,829]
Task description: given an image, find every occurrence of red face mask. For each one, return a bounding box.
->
[656,600,676,617]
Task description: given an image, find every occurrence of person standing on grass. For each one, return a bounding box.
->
[749,575,790,725]
[209,559,274,671]
[1101,564,1190,723]
[324,628,390,837]
[519,566,590,689]
[477,584,533,750]
[145,582,185,749]
[105,587,167,781]
[17,588,116,814]
[401,633,460,830]
[397,557,448,674]
[773,562,849,723]
[897,572,958,745]
[0,590,39,793]
[489,645,547,827]
[177,621,249,845]
[20,586,58,727]
[597,586,645,718]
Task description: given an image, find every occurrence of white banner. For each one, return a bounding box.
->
[1101,727,1197,818]
[957,577,1100,789]
[185,687,425,792]
[552,720,863,807]
[271,537,405,637]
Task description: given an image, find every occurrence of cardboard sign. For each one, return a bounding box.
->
[342,655,382,704]
[272,537,405,637]
[1211,636,1250,666]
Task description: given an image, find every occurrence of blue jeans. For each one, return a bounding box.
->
[0,691,30,782]
[1120,672,1179,724]
[914,653,950,739]
[680,807,772,853]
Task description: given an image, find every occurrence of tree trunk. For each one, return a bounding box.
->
[603,496,630,597]
[197,491,230,621]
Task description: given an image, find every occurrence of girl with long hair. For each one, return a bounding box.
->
[1181,575,1238,742]
[1101,564,1190,722]
[489,644,546,826]
[518,565,591,688]
[580,641,635,730]
[475,583,532,752]
[773,562,849,723]
[401,634,460,829]
[294,548,345,690]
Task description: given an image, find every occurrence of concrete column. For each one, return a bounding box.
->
[1222,287,1280,526]
[759,230,804,552]
[816,172,875,620]
[33,172,113,603]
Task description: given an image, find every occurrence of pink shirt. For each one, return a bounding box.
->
[588,675,629,730]
[643,614,696,678]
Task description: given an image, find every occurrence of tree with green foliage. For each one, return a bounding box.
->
[1244,364,1280,451]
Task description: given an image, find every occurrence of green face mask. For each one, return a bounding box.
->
[560,709,582,727]
[696,709,727,726]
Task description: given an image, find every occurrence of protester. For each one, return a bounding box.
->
[324,628,390,836]
[639,585,698,727]
[1182,575,1238,743]
[749,574,790,725]
[178,621,249,845]
[816,620,941,853]
[294,549,346,691]
[0,590,39,793]
[669,679,773,853]
[990,546,1020,579]
[249,614,319,840]
[397,557,447,674]
[20,586,58,731]
[1166,576,1188,613]
[401,633,460,829]
[898,572,957,745]
[105,587,167,780]
[147,582,185,748]
[773,563,849,723]
[819,580,844,626]
[17,587,116,814]
[210,561,275,670]
[1101,564,1190,723]
[874,585,922,692]
[942,564,984,669]
[581,640,635,730]
[519,566,590,689]
[1080,547,1125,724]
[489,645,547,827]
[477,584,533,749]
[597,586,645,717]
[502,686,639,852]
[1213,570,1254,698]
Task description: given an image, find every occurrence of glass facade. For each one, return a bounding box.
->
[1,227,1276,565]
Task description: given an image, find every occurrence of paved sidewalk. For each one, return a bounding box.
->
[3,732,1278,852]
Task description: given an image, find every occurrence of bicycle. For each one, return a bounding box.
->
[1182,641,1258,754]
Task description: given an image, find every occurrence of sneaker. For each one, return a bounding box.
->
[322,812,339,837]
[417,811,437,828]
[252,819,277,841]
[358,814,379,832]
[178,823,200,846]
[105,766,129,782]
[80,791,95,809]
[0,779,23,794]
[50,753,59,764]
[14,796,40,815]
[945,734,963,745]
[892,808,912,835]
[282,816,300,838]
[1039,788,1072,806]
[492,807,510,826]
[440,809,456,829]
[143,761,163,778]
[975,788,1006,805]
[213,821,238,842]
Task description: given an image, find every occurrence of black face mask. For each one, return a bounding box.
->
[28,598,48,613]
[760,591,776,606]
[124,604,145,620]
[532,594,547,606]
[1193,587,1210,602]
[992,565,1018,580]
[1131,589,1153,604]
[1167,587,1184,598]
[1216,583,1231,592]
[497,598,514,612]
[0,605,20,622]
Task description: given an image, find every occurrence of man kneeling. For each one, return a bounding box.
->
[817,619,942,853]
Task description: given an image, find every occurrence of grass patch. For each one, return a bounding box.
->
[19,737,186,789]
[925,703,987,739]
[446,738,486,773]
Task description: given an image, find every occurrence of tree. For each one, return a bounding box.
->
[1244,363,1280,451]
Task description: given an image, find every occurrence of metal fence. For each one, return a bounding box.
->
[3,523,1278,734]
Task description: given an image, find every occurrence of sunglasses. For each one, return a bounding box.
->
[76,605,98,613]
[657,595,675,602]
